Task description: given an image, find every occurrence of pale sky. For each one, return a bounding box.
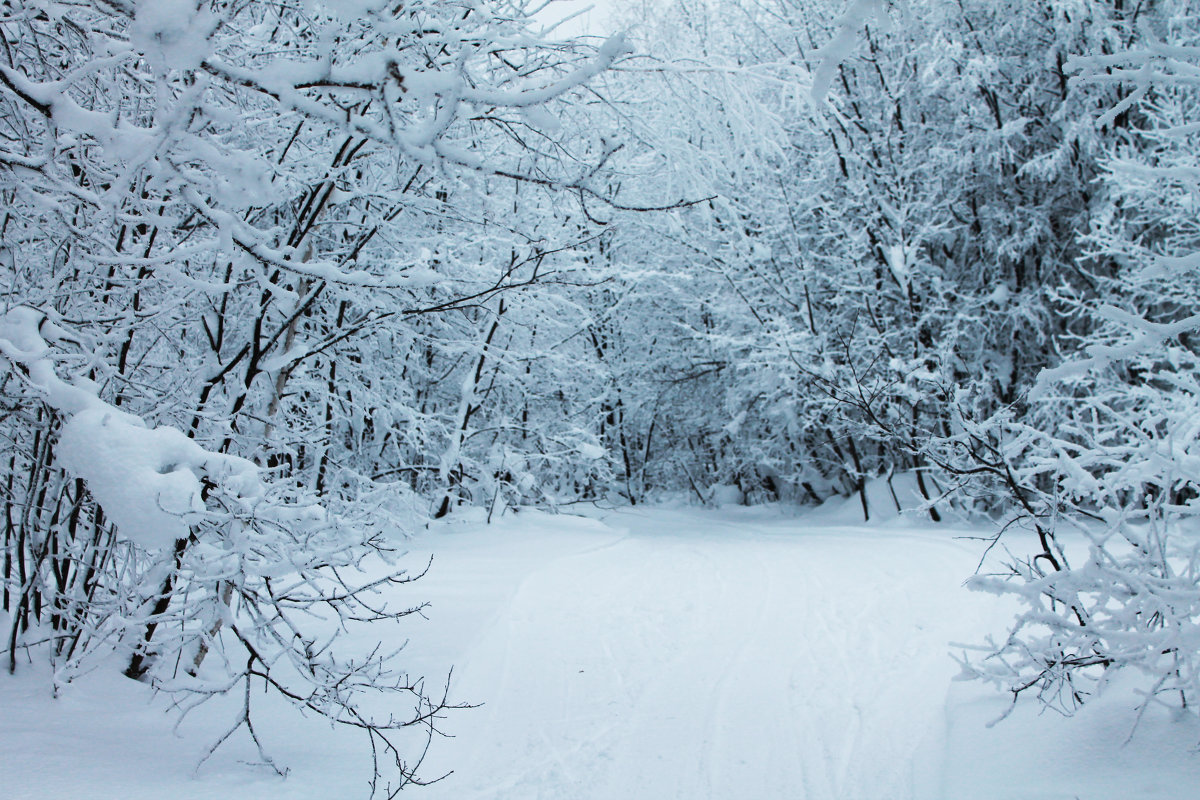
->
[535,0,617,38]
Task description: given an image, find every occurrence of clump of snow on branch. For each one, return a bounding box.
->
[130,0,217,72]
[1,307,288,551]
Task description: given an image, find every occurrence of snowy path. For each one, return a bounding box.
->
[415,509,997,800]
[5,506,1199,800]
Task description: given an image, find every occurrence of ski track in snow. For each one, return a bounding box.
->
[417,509,995,800]
[6,506,1200,800]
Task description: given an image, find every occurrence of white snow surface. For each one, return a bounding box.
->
[3,505,1199,799]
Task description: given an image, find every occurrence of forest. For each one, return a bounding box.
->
[1,0,1199,796]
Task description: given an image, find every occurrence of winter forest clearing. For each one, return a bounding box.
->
[4,0,1200,797]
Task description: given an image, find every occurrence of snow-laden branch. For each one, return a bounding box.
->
[810,0,886,107]
[0,307,282,550]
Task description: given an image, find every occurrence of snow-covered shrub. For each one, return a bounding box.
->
[0,307,452,790]
[960,4,1200,722]
[960,346,1200,716]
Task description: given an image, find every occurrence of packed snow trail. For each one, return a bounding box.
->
[5,505,1199,799]
[415,508,998,800]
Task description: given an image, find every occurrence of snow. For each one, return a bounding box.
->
[3,507,1199,799]
[130,0,216,73]
[885,242,910,290]
[57,409,206,549]
[577,441,607,460]
[811,0,886,107]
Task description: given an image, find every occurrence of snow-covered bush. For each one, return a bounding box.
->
[959,4,1200,722]
[1,306,451,790]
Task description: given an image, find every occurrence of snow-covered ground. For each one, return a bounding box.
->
[4,504,1199,799]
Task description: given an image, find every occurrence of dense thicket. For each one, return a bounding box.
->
[587,0,1132,513]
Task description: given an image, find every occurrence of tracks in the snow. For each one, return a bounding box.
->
[417,510,992,800]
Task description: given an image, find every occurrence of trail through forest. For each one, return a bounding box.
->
[4,507,1198,799]
[5,3,1200,798]
[417,509,980,799]
[410,507,1200,800]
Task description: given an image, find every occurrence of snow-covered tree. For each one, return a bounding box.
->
[583,0,1123,514]
[0,0,633,789]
